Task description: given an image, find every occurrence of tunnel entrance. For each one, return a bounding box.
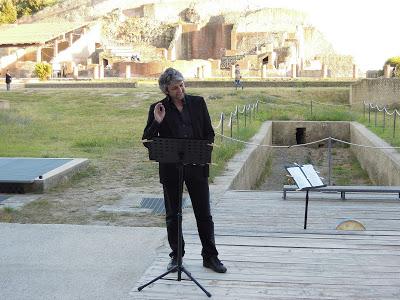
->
[296,128,306,144]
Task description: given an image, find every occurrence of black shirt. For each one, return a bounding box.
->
[166,96,194,138]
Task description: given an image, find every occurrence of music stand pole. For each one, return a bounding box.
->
[304,189,309,229]
[138,138,212,297]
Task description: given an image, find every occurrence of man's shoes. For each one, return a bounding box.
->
[203,256,227,273]
[167,257,177,272]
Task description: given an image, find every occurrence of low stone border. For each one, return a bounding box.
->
[186,80,355,88]
[25,82,137,88]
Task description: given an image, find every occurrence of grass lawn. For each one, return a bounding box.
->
[0,85,354,224]
[0,86,350,180]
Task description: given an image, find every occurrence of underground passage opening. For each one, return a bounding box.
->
[256,121,373,191]
[296,128,306,144]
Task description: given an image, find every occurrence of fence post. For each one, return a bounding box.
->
[249,105,252,123]
[230,113,233,138]
[383,108,386,131]
[244,106,247,127]
[236,106,239,134]
[374,108,377,127]
[310,100,313,118]
[220,112,224,142]
[368,104,371,125]
[328,137,332,185]
[394,112,397,138]
[236,105,239,134]
[349,104,353,122]
[363,102,366,120]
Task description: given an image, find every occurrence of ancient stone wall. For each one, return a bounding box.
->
[350,122,400,185]
[350,79,400,106]
[272,121,350,147]
[116,59,212,78]
[181,23,232,60]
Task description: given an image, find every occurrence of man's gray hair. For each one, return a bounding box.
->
[158,68,184,94]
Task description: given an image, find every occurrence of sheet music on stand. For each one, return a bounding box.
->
[286,164,325,190]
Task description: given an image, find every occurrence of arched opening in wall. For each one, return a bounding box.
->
[262,56,269,65]
[296,127,306,144]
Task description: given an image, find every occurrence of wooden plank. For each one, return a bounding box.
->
[129,190,400,299]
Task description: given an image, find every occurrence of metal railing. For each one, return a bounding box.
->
[364,101,400,138]
[213,101,259,140]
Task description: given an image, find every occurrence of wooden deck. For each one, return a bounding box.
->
[130,191,400,299]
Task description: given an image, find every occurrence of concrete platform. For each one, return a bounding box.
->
[0,224,166,300]
[0,157,89,193]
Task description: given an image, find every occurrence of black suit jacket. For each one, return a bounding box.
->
[142,94,215,184]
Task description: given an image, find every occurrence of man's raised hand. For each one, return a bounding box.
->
[154,102,165,123]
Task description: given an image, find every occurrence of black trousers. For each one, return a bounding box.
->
[162,168,218,259]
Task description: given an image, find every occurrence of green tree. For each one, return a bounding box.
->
[0,0,17,24]
[385,56,400,78]
[385,56,400,67]
[14,0,58,18]
[34,62,52,81]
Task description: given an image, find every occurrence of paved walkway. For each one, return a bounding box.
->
[131,191,400,299]
[0,224,165,300]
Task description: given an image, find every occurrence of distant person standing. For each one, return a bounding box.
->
[234,64,243,90]
[5,70,12,91]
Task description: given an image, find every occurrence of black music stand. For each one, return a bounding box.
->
[138,137,212,297]
[286,164,325,229]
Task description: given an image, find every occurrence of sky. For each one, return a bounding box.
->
[241,0,400,71]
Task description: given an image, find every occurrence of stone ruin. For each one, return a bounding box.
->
[0,1,359,80]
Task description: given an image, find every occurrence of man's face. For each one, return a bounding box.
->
[167,81,185,101]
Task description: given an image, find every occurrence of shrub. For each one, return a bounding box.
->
[34,62,52,80]
[0,0,17,24]
[385,56,400,67]
[385,56,400,78]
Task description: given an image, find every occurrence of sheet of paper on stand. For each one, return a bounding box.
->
[301,164,324,187]
[286,167,311,190]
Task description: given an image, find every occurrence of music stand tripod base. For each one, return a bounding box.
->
[139,137,212,297]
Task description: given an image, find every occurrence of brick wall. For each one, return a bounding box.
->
[181,23,232,60]
[350,78,400,106]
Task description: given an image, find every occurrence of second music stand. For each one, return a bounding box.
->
[286,164,325,229]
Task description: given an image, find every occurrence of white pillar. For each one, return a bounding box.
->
[353,64,358,79]
[197,67,202,79]
[384,64,391,78]
[261,64,267,79]
[125,64,131,79]
[73,66,78,79]
[291,64,297,78]
[53,40,58,57]
[93,65,99,79]
[321,64,328,78]
[230,65,235,79]
[99,64,104,79]
[36,47,42,62]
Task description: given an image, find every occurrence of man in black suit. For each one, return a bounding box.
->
[142,68,227,273]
